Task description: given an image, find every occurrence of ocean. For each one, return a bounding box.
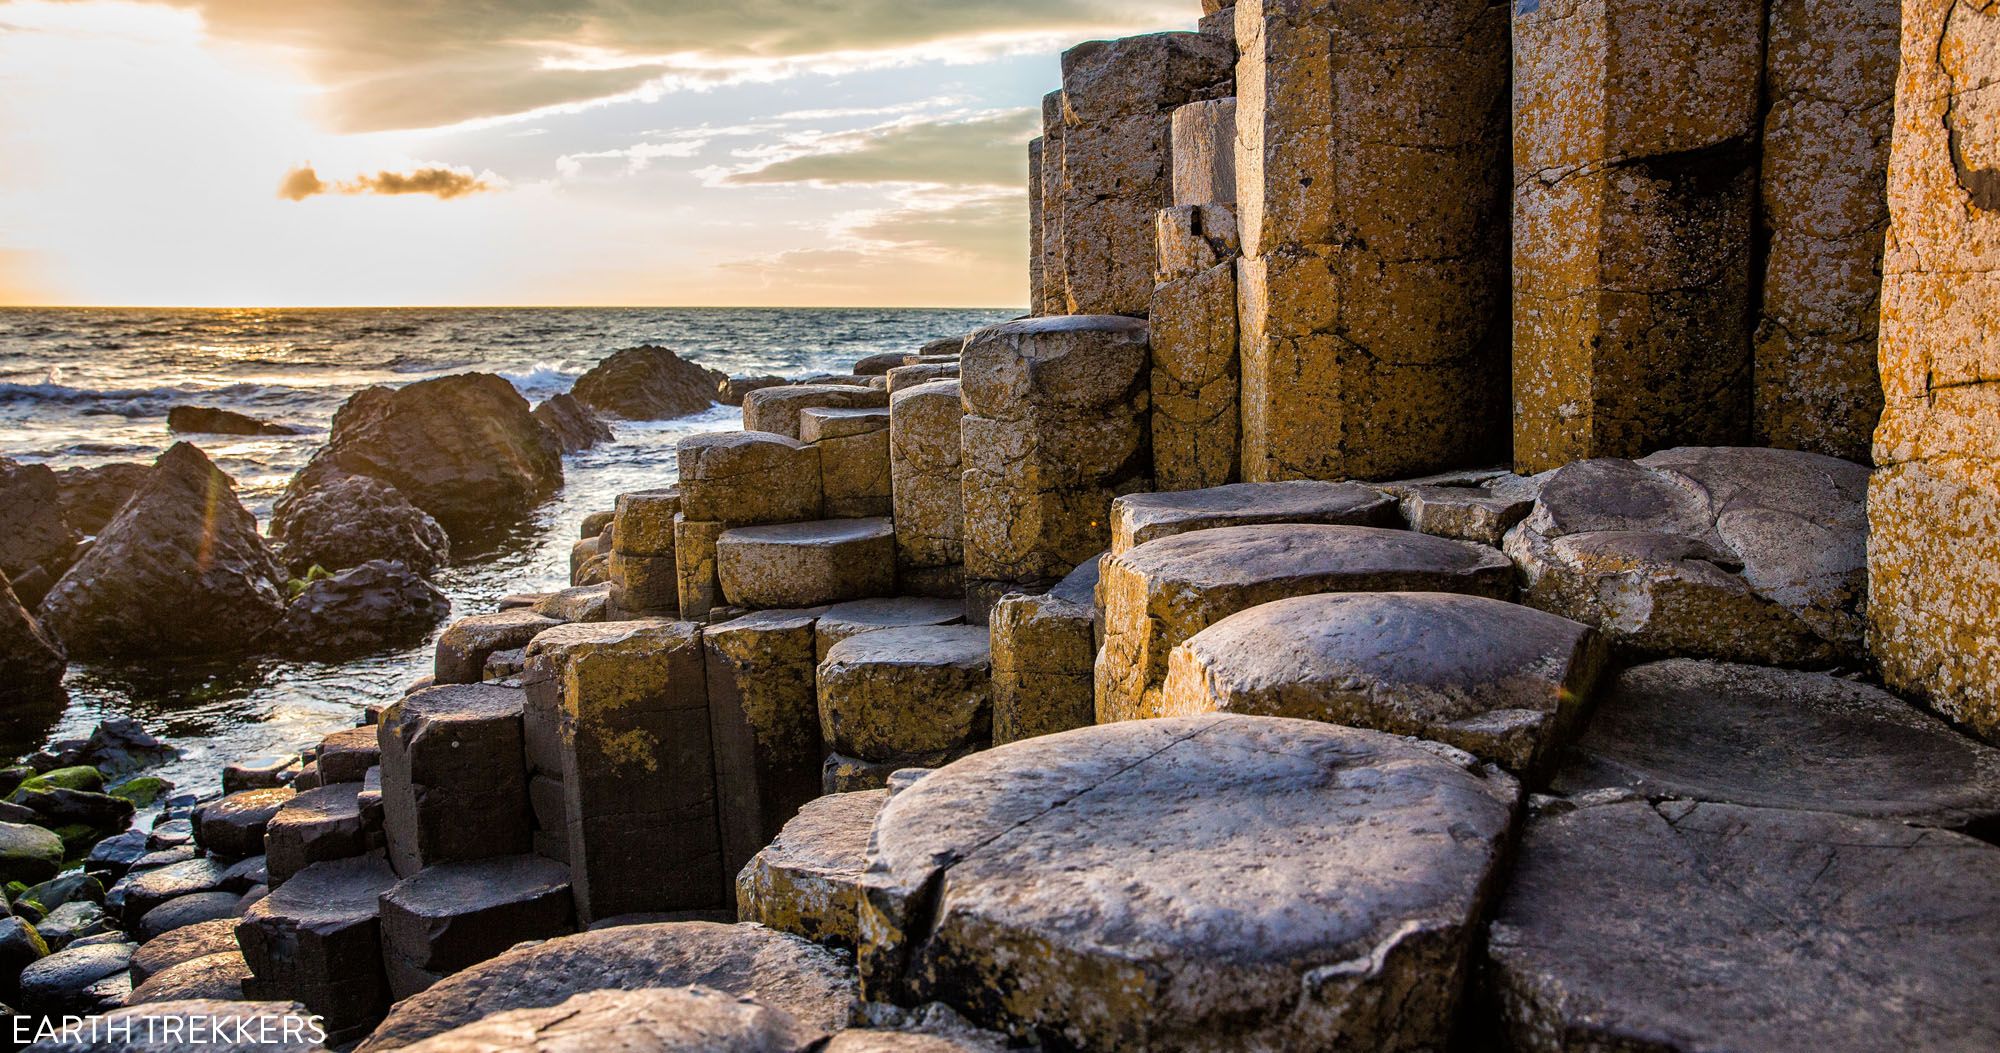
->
[0,306,1015,794]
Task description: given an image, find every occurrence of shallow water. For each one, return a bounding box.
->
[0,306,1013,793]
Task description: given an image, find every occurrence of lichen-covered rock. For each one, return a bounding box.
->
[1235,0,1509,482]
[1378,468,1545,546]
[432,609,562,684]
[355,922,858,1051]
[39,443,286,658]
[1150,205,1240,491]
[704,609,827,880]
[1485,800,2000,1051]
[289,374,561,541]
[1171,97,1236,207]
[1868,0,2000,740]
[990,559,1100,745]
[677,431,823,526]
[1504,447,1868,666]
[570,346,720,420]
[888,381,964,587]
[674,516,727,621]
[960,317,1151,588]
[802,408,893,518]
[743,385,890,440]
[1110,480,1398,555]
[857,716,1518,1049]
[270,561,450,660]
[814,597,963,660]
[1,571,65,706]
[1162,592,1606,778]
[883,365,957,393]
[1098,524,1514,722]
[531,583,611,623]
[818,626,992,764]
[737,789,885,950]
[0,821,65,885]
[1512,0,1762,471]
[717,519,896,610]
[1552,659,2000,828]
[529,392,612,453]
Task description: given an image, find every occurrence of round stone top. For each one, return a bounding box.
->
[1114,523,1513,591]
[1110,481,1398,554]
[396,986,823,1053]
[721,517,895,547]
[860,715,1518,1047]
[1552,659,2000,828]
[822,625,990,670]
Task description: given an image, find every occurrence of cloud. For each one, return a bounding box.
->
[724,109,1039,189]
[155,0,1192,132]
[720,186,1027,305]
[279,164,495,201]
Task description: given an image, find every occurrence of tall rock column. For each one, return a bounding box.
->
[1151,98,1242,491]
[1036,91,1069,316]
[1057,33,1233,316]
[1512,0,1764,472]
[1869,0,2000,739]
[1753,0,1899,463]
[1234,0,1510,482]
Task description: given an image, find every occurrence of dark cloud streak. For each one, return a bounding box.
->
[278,165,494,201]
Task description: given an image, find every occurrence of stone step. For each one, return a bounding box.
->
[801,407,893,519]
[817,625,992,766]
[379,854,575,1000]
[884,363,958,392]
[814,597,963,660]
[1486,800,2000,1050]
[856,715,1519,1048]
[379,684,532,876]
[193,788,295,859]
[703,609,827,885]
[1109,480,1398,555]
[315,725,379,786]
[136,890,242,940]
[1550,659,2000,830]
[1378,468,1544,546]
[678,431,822,527]
[822,749,972,795]
[991,556,1102,745]
[743,384,889,440]
[717,518,896,610]
[887,379,966,600]
[125,947,251,1005]
[1097,523,1516,722]
[130,916,238,985]
[110,857,231,925]
[355,921,858,1052]
[433,610,564,685]
[1162,592,1607,779]
[237,854,398,1042]
[265,782,377,886]
[736,789,885,951]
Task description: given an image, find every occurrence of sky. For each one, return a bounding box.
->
[0,0,1197,308]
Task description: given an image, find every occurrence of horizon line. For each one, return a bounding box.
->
[0,303,1029,312]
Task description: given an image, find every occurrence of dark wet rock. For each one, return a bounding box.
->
[22,998,326,1052]
[132,916,240,985]
[378,854,574,998]
[36,901,112,950]
[1486,800,2000,1051]
[45,717,177,776]
[853,352,911,376]
[13,788,133,834]
[167,406,303,437]
[125,948,252,1005]
[223,757,301,794]
[0,570,66,705]
[1552,660,2000,830]
[132,848,196,872]
[114,858,231,925]
[858,716,1518,1048]
[38,443,287,658]
[82,830,150,883]
[270,560,450,659]
[0,458,80,606]
[530,393,613,454]
[17,940,134,1014]
[313,727,378,786]
[572,346,722,420]
[265,783,371,886]
[356,921,858,1051]
[194,788,295,859]
[21,871,104,913]
[270,465,450,577]
[293,373,562,541]
[53,462,151,536]
[139,891,242,940]
[390,986,825,1052]
[0,915,49,998]
[220,856,267,894]
[236,855,399,1040]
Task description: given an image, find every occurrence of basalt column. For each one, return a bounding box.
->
[1753,0,1899,462]
[1869,0,2000,739]
[1234,0,1510,482]
[1036,91,1068,316]
[1151,98,1242,491]
[1512,0,1764,472]
[1057,33,1233,317]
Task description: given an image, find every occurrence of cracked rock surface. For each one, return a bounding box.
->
[856,715,1518,1050]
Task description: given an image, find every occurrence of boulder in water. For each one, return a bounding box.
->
[53,462,151,537]
[0,570,65,706]
[0,458,80,607]
[297,373,562,541]
[271,560,451,659]
[531,393,613,453]
[37,443,288,659]
[270,464,450,577]
[571,346,722,420]
[166,406,303,437]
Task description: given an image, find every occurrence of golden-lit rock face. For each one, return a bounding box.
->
[888,380,965,582]
[1234,0,1509,483]
[1151,205,1241,490]
[1511,0,1762,473]
[736,788,885,951]
[1754,0,1898,463]
[1870,0,2000,740]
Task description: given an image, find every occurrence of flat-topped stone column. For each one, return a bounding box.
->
[888,380,965,599]
[379,683,533,875]
[960,317,1150,594]
[716,518,896,609]
[607,488,679,616]
[1036,91,1068,316]
[742,385,889,439]
[1512,0,1764,472]
[1151,203,1241,490]
[1869,0,2000,741]
[990,557,1102,745]
[736,788,885,951]
[1234,0,1509,482]
[800,407,892,518]
[703,608,827,882]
